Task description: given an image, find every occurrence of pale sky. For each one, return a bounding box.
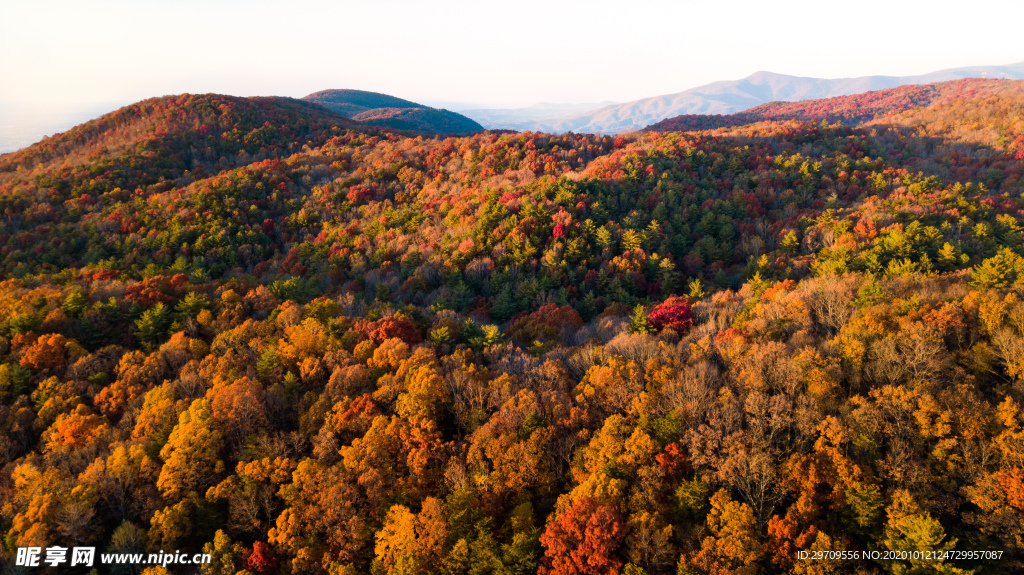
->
[2,0,1024,111]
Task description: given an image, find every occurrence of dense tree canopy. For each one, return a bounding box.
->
[0,79,1023,573]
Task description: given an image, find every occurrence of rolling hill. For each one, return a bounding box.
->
[0,93,365,199]
[482,61,1024,134]
[644,77,1024,132]
[304,89,483,134]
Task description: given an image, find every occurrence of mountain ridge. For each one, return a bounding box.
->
[0,93,369,204]
[303,89,483,135]
[473,61,1024,134]
[644,78,1024,133]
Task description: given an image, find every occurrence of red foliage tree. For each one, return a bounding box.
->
[11,331,37,350]
[243,541,279,575]
[124,276,176,306]
[507,303,583,344]
[540,497,626,575]
[356,316,422,345]
[996,468,1024,511]
[655,442,691,478]
[20,333,68,371]
[648,296,693,333]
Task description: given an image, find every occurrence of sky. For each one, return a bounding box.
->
[2,0,1024,149]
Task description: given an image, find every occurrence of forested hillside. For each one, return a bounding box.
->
[303,90,483,135]
[645,78,1022,134]
[0,80,1023,574]
[0,94,364,210]
[516,64,1024,134]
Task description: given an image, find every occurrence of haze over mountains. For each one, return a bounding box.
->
[458,61,1024,134]
[0,101,130,155]
[456,102,618,132]
[3,62,1023,154]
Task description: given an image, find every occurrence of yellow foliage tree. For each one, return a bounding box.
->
[157,398,224,501]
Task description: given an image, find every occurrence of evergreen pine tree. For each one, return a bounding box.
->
[629,304,653,334]
[643,220,661,251]
[781,230,800,254]
[480,325,504,347]
[257,346,281,381]
[659,258,680,298]
[62,290,88,318]
[687,278,707,300]
[882,512,969,575]
[429,326,452,345]
[175,292,210,319]
[622,229,643,252]
[971,250,1017,288]
[491,286,516,323]
[135,303,171,349]
[937,242,960,271]
[81,319,103,350]
[854,274,886,308]
[578,291,598,321]
[713,268,730,288]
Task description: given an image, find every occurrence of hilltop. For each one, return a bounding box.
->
[0,93,366,202]
[304,89,483,134]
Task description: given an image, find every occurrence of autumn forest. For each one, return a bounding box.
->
[1,78,1024,574]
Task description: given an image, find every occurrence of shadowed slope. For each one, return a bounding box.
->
[304,89,483,134]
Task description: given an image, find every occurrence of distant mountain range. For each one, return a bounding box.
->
[458,62,1024,134]
[303,89,483,134]
[5,63,1024,155]
[457,102,618,131]
[644,78,1019,133]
